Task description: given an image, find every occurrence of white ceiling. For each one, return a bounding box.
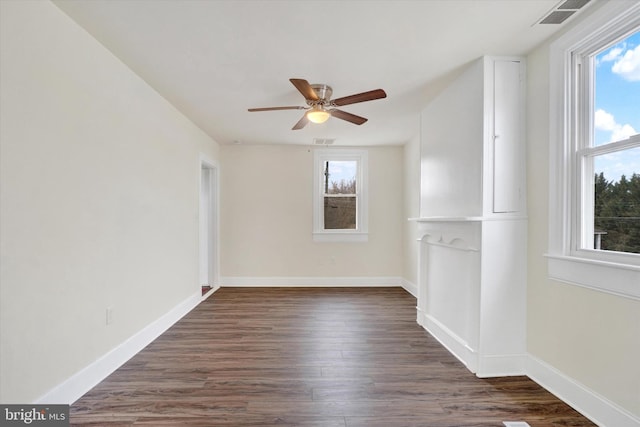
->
[53,0,587,147]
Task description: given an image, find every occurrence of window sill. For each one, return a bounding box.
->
[313,232,368,243]
[545,254,640,300]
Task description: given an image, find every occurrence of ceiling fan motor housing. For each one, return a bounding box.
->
[309,84,332,105]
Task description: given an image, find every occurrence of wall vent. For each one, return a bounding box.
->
[536,0,590,25]
[313,138,335,145]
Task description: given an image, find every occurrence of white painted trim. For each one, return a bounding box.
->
[312,231,368,243]
[34,291,202,405]
[221,276,403,287]
[411,216,528,222]
[476,354,527,378]
[547,255,640,300]
[527,355,640,427]
[421,316,527,378]
[201,284,221,301]
[416,306,426,327]
[423,314,478,373]
[401,278,417,298]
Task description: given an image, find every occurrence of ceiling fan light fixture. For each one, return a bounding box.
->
[248,78,386,130]
[306,106,331,124]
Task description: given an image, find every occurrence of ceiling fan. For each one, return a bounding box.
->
[248,78,387,130]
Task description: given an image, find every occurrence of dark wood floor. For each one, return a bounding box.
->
[71,287,594,426]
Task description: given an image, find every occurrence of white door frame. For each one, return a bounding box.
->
[199,155,220,292]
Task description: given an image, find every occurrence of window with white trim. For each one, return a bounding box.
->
[313,149,368,242]
[548,1,640,299]
[578,29,640,259]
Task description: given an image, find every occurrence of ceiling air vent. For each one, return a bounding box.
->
[540,10,575,24]
[537,0,590,25]
[313,138,335,145]
[557,0,590,9]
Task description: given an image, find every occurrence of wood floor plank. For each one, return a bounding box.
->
[70,287,595,426]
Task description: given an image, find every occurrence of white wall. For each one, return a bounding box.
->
[403,133,421,290]
[0,0,220,403]
[526,15,640,420]
[420,60,484,217]
[220,144,403,282]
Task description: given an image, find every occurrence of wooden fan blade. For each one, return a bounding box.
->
[248,106,304,112]
[292,114,309,130]
[290,78,319,101]
[332,89,387,106]
[330,109,368,125]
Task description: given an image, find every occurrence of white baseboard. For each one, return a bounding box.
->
[476,353,527,378]
[423,314,478,373]
[35,290,204,405]
[416,307,426,327]
[401,278,417,297]
[220,276,403,287]
[422,315,527,378]
[527,355,640,427]
[202,284,220,300]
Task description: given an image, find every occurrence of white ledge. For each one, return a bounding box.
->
[546,254,640,300]
[409,215,527,222]
[313,232,368,243]
[409,216,484,222]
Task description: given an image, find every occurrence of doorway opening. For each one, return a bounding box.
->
[199,158,219,297]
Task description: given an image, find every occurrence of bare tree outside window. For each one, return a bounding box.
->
[323,160,357,229]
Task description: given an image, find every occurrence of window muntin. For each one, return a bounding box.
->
[313,150,368,242]
[575,29,640,257]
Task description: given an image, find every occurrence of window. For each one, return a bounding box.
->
[578,30,640,258]
[548,1,640,299]
[313,149,368,242]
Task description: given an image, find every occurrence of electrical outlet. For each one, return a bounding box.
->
[106,307,113,325]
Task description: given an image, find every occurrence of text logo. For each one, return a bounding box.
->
[0,405,69,426]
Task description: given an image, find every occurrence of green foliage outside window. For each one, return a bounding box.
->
[594,172,640,253]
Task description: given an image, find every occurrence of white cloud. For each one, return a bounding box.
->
[612,124,638,142]
[600,46,623,63]
[594,109,617,131]
[611,44,640,81]
[594,109,637,143]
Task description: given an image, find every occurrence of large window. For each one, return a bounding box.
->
[313,149,368,242]
[579,30,640,257]
[548,1,640,299]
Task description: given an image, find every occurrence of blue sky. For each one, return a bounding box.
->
[594,29,640,181]
[326,160,356,188]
